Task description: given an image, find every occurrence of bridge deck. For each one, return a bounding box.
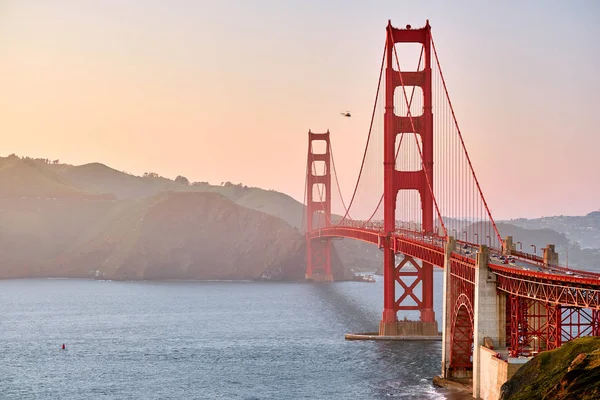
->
[306,226,600,309]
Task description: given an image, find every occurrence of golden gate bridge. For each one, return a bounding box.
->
[302,20,600,397]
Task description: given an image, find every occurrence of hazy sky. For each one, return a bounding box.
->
[1,1,599,220]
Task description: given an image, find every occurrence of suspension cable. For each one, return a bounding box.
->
[430,33,501,244]
[393,42,447,236]
[309,148,333,226]
[337,41,386,225]
[329,142,352,220]
[360,47,424,228]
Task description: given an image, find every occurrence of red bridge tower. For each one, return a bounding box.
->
[380,21,437,336]
[305,130,333,282]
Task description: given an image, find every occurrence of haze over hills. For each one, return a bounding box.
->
[506,212,600,249]
[0,155,350,280]
[0,154,598,279]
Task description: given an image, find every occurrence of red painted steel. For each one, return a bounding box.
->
[546,303,562,350]
[492,265,600,309]
[561,307,600,341]
[303,20,600,366]
[448,260,475,372]
[450,293,474,370]
[305,130,333,281]
[382,20,435,325]
[509,295,528,356]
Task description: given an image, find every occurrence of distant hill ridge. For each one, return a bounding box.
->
[0,155,350,280]
[0,154,598,277]
[0,156,114,200]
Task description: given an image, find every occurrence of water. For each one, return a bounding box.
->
[0,273,451,399]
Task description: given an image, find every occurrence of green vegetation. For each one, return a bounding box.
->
[500,337,600,400]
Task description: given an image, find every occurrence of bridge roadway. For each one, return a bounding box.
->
[306,224,600,309]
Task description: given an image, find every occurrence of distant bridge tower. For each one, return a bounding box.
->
[380,21,437,335]
[305,130,333,281]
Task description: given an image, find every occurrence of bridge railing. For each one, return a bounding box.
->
[312,221,600,280]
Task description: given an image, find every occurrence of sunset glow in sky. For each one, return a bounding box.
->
[1,1,599,219]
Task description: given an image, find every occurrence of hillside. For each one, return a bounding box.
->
[0,196,118,277]
[56,162,182,199]
[1,154,598,277]
[0,190,347,280]
[53,159,382,272]
[494,222,600,271]
[506,212,600,249]
[0,155,350,280]
[0,156,114,200]
[500,337,600,400]
[45,192,344,281]
[495,222,570,249]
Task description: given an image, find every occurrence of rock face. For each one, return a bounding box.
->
[500,337,600,400]
[44,192,329,281]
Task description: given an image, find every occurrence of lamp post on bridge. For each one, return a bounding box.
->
[463,231,467,242]
[474,233,478,244]
[486,235,491,248]
[516,241,522,250]
[531,244,537,254]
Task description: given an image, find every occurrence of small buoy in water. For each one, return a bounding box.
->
[61,343,66,350]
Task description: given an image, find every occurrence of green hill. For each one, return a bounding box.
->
[0,156,113,199]
[500,337,600,400]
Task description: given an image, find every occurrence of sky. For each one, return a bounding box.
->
[1,0,599,220]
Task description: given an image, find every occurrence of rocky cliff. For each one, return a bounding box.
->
[500,337,600,400]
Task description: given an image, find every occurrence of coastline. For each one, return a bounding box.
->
[432,375,473,400]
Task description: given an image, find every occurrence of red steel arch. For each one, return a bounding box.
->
[450,293,474,371]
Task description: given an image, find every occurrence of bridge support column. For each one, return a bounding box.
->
[306,238,333,282]
[379,238,398,335]
[473,245,506,399]
[543,244,558,268]
[305,130,333,282]
[441,236,456,378]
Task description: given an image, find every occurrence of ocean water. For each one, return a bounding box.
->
[0,273,451,399]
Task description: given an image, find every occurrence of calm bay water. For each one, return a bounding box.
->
[0,272,450,399]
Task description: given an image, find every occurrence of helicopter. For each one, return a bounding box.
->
[340,111,352,117]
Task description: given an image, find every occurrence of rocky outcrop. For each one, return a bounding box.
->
[500,337,600,400]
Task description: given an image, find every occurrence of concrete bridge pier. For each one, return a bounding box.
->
[441,236,457,378]
[472,245,529,399]
[472,245,505,398]
[441,240,523,399]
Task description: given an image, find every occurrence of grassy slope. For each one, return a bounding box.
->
[500,337,600,400]
[0,157,96,198]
